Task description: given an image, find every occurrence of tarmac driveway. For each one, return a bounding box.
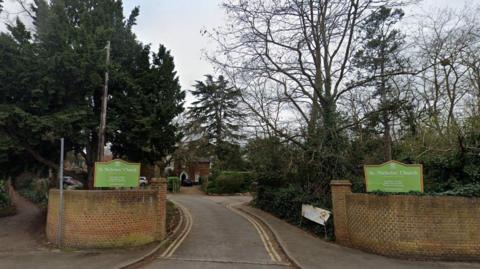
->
[146,193,290,269]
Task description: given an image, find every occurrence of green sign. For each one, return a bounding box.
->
[94,159,141,188]
[364,160,423,193]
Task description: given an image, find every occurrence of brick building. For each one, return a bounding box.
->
[173,159,211,184]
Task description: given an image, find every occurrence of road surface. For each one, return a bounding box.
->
[146,193,291,269]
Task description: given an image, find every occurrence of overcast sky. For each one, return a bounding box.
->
[120,0,471,103]
[122,0,225,102]
[1,0,473,104]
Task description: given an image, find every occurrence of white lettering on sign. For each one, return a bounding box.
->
[301,204,331,225]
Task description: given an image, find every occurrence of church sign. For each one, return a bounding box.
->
[94,159,141,188]
[364,160,423,193]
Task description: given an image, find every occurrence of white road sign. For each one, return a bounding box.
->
[301,204,331,225]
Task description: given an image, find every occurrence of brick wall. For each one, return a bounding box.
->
[331,181,480,260]
[46,178,167,248]
[175,161,210,180]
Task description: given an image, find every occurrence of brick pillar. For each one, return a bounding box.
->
[150,178,167,241]
[330,180,352,245]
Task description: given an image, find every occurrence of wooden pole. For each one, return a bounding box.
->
[97,41,111,162]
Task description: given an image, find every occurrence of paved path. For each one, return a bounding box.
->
[0,191,44,252]
[241,205,480,269]
[147,189,480,269]
[0,190,158,269]
[146,193,291,269]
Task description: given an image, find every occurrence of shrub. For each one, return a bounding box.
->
[254,184,334,239]
[215,173,245,194]
[201,177,214,193]
[440,183,480,197]
[206,179,217,193]
[206,171,253,194]
[220,171,253,190]
[0,180,12,208]
[167,176,181,192]
[17,179,49,207]
[366,183,480,197]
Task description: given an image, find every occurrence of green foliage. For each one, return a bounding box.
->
[246,136,338,239]
[245,137,291,188]
[367,190,425,196]
[254,185,334,239]
[17,179,49,207]
[353,6,408,161]
[214,142,246,170]
[440,184,480,197]
[109,45,185,165]
[0,180,11,208]
[18,188,48,206]
[205,171,252,194]
[395,122,480,193]
[222,171,253,191]
[0,1,184,183]
[186,75,244,169]
[214,173,244,194]
[369,183,480,198]
[167,176,181,192]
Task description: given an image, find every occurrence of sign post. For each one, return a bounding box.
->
[364,160,423,193]
[94,159,141,188]
[301,204,331,239]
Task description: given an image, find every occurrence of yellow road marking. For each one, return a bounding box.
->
[160,199,283,264]
[226,203,282,262]
[161,202,193,258]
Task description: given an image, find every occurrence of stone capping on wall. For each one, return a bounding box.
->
[331,180,480,261]
[46,178,167,249]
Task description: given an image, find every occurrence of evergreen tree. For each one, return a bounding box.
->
[0,1,184,185]
[186,75,243,168]
[354,7,407,161]
[110,45,185,166]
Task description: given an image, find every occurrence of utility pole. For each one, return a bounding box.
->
[97,41,111,162]
[57,138,64,247]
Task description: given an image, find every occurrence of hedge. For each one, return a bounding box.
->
[205,171,253,194]
[167,176,181,193]
[367,183,480,197]
[0,180,11,208]
[0,180,16,217]
[254,184,334,239]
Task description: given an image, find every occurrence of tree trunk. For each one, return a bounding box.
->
[86,132,98,189]
[307,89,320,146]
[380,48,392,162]
[383,119,392,161]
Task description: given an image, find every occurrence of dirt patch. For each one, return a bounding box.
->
[0,192,45,252]
[0,205,17,218]
[166,200,181,235]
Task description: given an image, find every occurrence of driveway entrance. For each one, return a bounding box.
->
[147,194,291,269]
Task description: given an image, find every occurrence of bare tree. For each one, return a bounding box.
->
[413,8,479,133]
[208,0,411,184]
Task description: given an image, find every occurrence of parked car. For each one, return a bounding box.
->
[181,178,193,187]
[63,176,83,190]
[139,176,148,187]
